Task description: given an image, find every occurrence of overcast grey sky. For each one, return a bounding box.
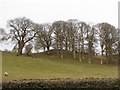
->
[0,0,119,51]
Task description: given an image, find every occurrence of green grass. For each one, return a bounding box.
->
[2,51,118,81]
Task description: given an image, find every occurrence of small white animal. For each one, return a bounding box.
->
[4,72,8,76]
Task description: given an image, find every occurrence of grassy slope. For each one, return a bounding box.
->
[2,51,118,81]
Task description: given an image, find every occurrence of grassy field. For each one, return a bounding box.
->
[2,51,118,81]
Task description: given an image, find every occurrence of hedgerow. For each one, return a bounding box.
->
[2,78,120,90]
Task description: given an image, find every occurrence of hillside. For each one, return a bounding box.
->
[2,51,118,81]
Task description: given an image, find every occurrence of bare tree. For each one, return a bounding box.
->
[76,23,82,61]
[86,25,97,63]
[0,28,8,41]
[35,40,46,52]
[35,23,53,54]
[78,22,88,60]
[62,22,69,51]
[52,21,66,58]
[67,19,79,59]
[7,17,37,55]
[96,23,118,64]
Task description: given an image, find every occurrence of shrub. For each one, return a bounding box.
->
[2,78,120,90]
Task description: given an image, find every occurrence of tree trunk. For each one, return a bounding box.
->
[47,46,50,54]
[81,41,84,60]
[43,47,45,52]
[72,38,76,59]
[60,45,63,59]
[81,28,84,60]
[65,42,68,51]
[18,41,24,55]
[56,41,59,55]
[100,59,103,64]
[60,51,63,59]
[88,47,91,64]
[101,44,104,55]
[73,50,76,59]
[88,58,91,63]
[108,45,113,64]
[18,48,22,55]
[79,53,81,62]
[65,38,68,50]
[88,41,93,64]
[68,41,71,51]
[78,43,81,62]
[105,43,109,64]
[106,49,109,64]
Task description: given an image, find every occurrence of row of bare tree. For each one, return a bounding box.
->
[0,17,119,64]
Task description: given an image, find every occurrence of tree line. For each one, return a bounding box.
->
[0,17,119,64]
